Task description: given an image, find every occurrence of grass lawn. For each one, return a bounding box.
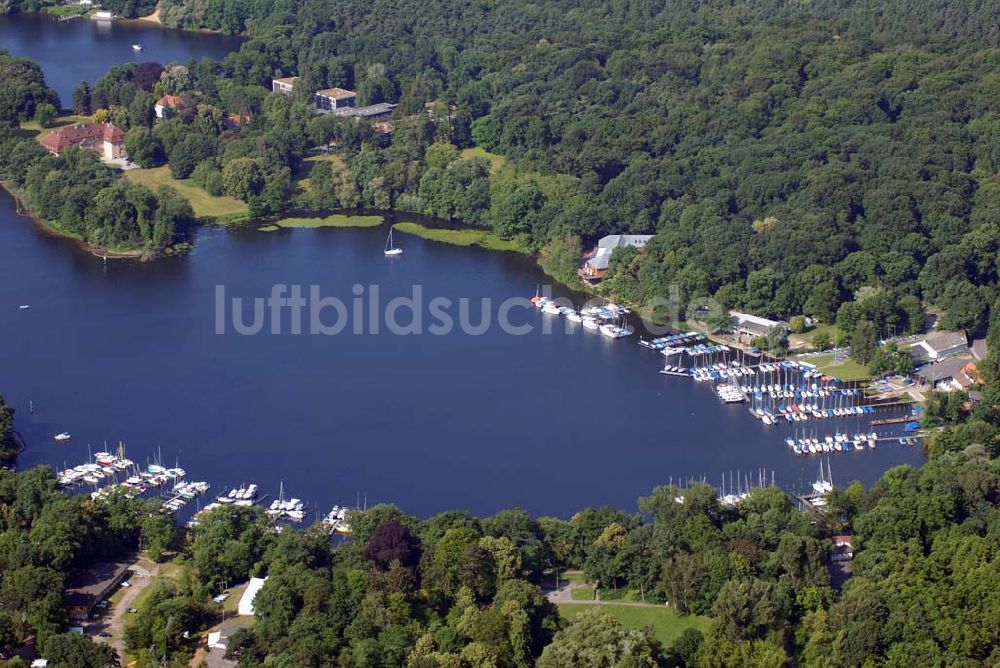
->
[393,221,529,253]
[570,585,596,601]
[560,571,586,584]
[43,4,89,16]
[21,114,91,137]
[798,352,871,381]
[274,214,383,229]
[598,588,645,602]
[223,582,249,614]
[558,604,710,648]
[790,322,839,351]
[460,147,507,173]
[125,166,248,222]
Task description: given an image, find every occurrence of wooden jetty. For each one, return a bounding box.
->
[870,415,916,426]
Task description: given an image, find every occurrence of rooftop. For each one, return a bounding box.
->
[916,357,969,383]
[40,122,125,154]
[332,103,398,118]
[155,94,183,108]
[596,234,654,249]
[272,76,299,86]
[585,246,614,270]
[729,311,786,330]
[316,87,356,100]
[237,577,267,616]
[924,330,968,353]
[65,561,130,606]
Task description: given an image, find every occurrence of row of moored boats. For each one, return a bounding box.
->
[531,295,633,338]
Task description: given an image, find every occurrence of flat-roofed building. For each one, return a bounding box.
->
[271,76,299,95]
[729,311,787,340]
[909,330,968,362]
[315,87,357,112]
[65,562,131,621]
[337,102,397,120]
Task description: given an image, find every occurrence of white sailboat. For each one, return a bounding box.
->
[132,44,143,52]
[384,228,402,256]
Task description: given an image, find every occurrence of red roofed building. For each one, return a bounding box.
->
[224,113,250,129]
[39,123,127,162]
[154,94,184,119]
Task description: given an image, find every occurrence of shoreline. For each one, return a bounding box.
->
[19,6,236,37]
[0,183,149,260]
[120,5,233,36]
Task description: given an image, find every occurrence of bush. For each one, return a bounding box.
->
[812,331,831,351]
[34,103,57,128]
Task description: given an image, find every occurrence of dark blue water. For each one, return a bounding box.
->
[0,13,241,104]
[0,193,925,517]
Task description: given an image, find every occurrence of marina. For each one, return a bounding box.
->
[2,190,926,518]
[528,288,927,470]
[55,445,362,534]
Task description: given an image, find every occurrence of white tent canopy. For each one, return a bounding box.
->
[237,577,267,616]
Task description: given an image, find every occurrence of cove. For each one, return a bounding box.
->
[0,192,925,517]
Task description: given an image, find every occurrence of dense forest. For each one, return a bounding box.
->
[18,0,991,334]
[0,394,19,469]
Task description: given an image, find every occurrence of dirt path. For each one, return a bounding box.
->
[137,5,162,23]
[86,560,159,658]
[544,571,667,609]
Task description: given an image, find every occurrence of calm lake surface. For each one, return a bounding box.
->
[0,195,925,517]
[0,15,924,518]
[0,13,241,104]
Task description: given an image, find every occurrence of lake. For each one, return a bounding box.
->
[0,13,241,104]
[0,15,924,518]
[0,194,925,518]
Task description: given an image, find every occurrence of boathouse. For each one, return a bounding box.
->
[729,311,786,340]
[580,234,654,283]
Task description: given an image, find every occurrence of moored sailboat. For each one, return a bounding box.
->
[384,228,402,256]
